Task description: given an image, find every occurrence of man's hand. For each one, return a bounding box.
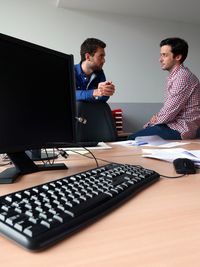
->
[93,81,115,97]
[143,114,157,128]
[149,114,157,124]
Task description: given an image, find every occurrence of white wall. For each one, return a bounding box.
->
[0,0,200,104]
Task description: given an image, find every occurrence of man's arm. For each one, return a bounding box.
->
[156,83,191,123]
[75,65,112,102]
[76,89,109,102]
[93,81,115,98]
[76,81,115,102]
[145,78,193,127]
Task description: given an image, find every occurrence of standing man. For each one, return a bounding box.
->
[74,38,115,102]
[128,37,200,140]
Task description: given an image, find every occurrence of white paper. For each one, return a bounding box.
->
[111,135,190,148]
[47,142,111,152]
[142,148,200,166]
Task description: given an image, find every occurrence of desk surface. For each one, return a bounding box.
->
[1,141,200,267]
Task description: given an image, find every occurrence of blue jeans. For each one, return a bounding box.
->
[127,124,181,140]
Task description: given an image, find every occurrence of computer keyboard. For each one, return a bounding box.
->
[0,163,159,251]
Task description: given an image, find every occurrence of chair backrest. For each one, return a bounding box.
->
[76,101,118,142]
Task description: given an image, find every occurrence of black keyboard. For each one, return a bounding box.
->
[0,163,159,251]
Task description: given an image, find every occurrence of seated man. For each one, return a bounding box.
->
[128,37,200,140]
[74,38,115,102]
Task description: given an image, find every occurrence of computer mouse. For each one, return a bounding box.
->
[173,158,196,174]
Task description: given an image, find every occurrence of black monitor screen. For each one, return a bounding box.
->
[0,33,76,183]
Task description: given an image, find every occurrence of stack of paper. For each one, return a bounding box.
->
[112,135,189,148]
[112,135,200,167]
[142,148,200,167]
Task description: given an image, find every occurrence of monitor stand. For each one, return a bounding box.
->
[28,149,58,161]
[0,151,67,184]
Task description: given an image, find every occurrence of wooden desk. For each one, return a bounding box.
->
[1,141,200,267]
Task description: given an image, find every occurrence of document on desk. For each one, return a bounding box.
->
[65,142,112,154]
[142,148,200,167]
[112,135,190,148]
[46,142,111,155]
[66,142,111,151]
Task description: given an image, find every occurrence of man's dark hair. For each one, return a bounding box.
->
[80,38,106,62]
[160,37,188,63]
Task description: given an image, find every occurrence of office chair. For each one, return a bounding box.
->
[76,101,118,142]
[196,127,200,138]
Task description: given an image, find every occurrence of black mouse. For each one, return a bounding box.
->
[173,158,196,174]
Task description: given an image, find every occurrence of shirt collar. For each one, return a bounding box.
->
[76,62,102,77]
[76,63,83,76]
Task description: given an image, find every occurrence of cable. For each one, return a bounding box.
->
[40,148,57,166]
[45,146,189,179]
[0,154,12,166]
[70,150,116,165]
[56,148,69,159]
[59,147,138,167]
[0,162,12,166]
[81,147,99,167]
[55,147,100,167]
[60,149,189,179]
[159,174,186,179]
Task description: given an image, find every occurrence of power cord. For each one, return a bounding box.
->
[58,148,190,179]
[56,147,99,167]
[57,147,144,169]
[42,147,190,179]
[0,154,12,166]
[56,148,69,159]
[159,174,186,179]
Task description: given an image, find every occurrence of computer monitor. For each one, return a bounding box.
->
[0,33,76,183]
